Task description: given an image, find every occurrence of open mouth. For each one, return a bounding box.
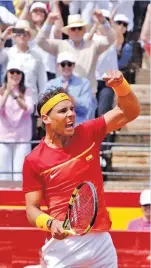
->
[65,122,74,129]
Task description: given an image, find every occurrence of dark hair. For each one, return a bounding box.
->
[4,71,26,95]
[37,87,66,116]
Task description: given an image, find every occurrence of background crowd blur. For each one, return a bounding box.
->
[0,0,150,185]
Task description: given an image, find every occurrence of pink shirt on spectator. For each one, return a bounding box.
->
[128,218,151,231]
[0,88,34,142]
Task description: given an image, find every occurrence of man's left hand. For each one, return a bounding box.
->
[103,70,123,87]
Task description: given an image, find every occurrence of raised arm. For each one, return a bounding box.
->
[36,12,61,56]
[103,70,140,133]
[93,9,115,54]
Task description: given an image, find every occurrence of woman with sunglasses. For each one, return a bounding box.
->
[0,60,33,181]
[113,14,135,83]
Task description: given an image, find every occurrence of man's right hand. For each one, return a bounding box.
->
[51,219,75,240]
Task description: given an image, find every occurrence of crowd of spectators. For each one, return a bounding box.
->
[0,0,150,181]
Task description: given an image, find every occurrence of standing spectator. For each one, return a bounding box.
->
[45,51,96,126]
[0,60,33,181]
[36,10,115,96]
[127,189,151,231]
[20,1,63,80]
[0,20,47,140]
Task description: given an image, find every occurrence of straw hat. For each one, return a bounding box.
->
[62,14,88,35]
[13,20,35,38]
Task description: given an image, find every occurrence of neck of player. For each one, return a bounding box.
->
[44,133,71,149]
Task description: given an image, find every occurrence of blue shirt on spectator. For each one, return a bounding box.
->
[118,43,133,69]
[45,74,97,126]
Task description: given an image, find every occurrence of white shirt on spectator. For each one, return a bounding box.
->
[0,45,47,104]
[0,6,17,25]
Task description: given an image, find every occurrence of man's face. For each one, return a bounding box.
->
[58,61,75,78]
[43,100,76,137]
[141,204,150,220]
[13,31,31,46]
[68,26,86,42]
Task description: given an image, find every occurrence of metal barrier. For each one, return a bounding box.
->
[0,141,150,181]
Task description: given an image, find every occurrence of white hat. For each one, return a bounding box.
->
[30,2,47,13]
[6,60,24,72]
[62,14,88,35]
[140,189,151,206]
[101,9,110,19]
[13,20,35,38]
[114,14,129,24]
[57,51,76,64]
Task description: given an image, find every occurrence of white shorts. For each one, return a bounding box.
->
[41,232,118,268]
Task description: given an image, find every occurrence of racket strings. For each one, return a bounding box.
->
[69,184,95,234]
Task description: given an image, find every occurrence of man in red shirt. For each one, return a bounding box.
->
[23,70,140,268]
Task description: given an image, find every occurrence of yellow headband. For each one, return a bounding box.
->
[40,93,71,115]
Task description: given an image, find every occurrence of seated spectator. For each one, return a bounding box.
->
[113,14,135,83]
[0,60,33,181]
[127,189,151,231]
[45,51,96,126]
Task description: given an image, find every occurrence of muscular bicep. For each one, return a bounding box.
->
[25,190,43,225]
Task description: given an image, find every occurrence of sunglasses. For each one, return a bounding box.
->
[142,204,150,207]
[116,21,128,27]
[70,27,83,31]
[9,69,22,75]
[60,61,74,68]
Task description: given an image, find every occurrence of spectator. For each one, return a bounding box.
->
[36,10,115,96]
[140,3,151,56]
[0,60,33,181]
[127,189,151,231]
[0,20,47,140]
[113,14,134,83]
[45,51,96,126]
[110,0,135,32]
[20,1,63,80]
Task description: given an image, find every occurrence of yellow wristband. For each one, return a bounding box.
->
[36,213,54,232]
[112,78,131,96]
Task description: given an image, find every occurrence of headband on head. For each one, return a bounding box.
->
[40,93,71,115]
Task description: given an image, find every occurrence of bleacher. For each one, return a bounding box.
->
[104,66,150,191]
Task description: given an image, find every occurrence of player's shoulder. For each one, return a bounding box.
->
[25,140,44,163]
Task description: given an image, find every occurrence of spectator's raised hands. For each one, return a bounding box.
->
[47,12,60,24]
[92,9,106,24]
[1,26,14,41]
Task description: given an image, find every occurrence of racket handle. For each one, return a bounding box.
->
[41,230,76,254]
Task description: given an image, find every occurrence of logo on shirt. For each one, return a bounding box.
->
[86,154,93,161]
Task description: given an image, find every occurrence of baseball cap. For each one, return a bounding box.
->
[7,60,23,72]
[30,2,48,13]
[140,189,151,206]
[57,52,76,64]
[101,9,110,19]
[114,14,129,24]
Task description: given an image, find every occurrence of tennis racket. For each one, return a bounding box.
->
[42,181,98,253]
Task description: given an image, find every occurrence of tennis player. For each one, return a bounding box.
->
[23,70,140,268]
